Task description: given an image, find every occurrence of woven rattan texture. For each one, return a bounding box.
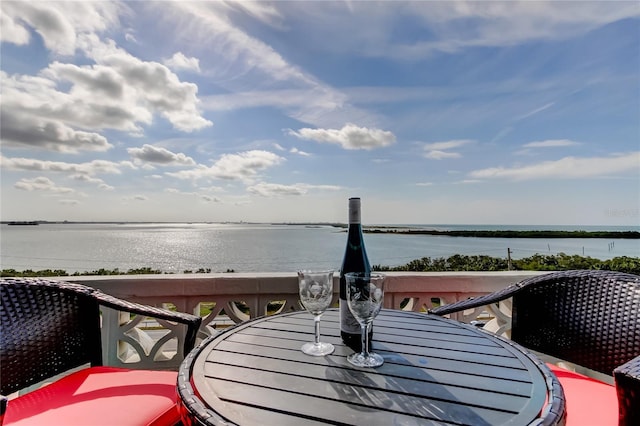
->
[431,270,639,376]
[1,277,202,396]
[511,271,640,376]
[0,278,102,395]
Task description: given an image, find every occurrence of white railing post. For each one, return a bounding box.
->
[100,307,120,366]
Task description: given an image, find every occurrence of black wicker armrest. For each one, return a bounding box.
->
[95,290,202,355]
[614,355,640,426]
[429,281,522,316]
[0,394,7,426]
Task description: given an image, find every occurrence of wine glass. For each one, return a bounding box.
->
[298,270,335,356]
[345,272,385,367]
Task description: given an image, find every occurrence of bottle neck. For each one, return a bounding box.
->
[348,198,361,224]
[347,223,364,239]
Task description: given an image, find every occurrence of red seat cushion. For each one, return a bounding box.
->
[4,366,179,426]
[548,364,618,426]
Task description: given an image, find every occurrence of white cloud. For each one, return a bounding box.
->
[248,183,307,197]
[516,139,583,156]
[289,123,395,150]
[522,139,581,148]
[290,147,311,157]
[200,87,372,129]
[98,183,115,191]
[124,32,137,44]
[164,187,222,202]
[200,195,220,203]
[207,2,639,67]
[0,88,113,153]
[14,177,74,194]
[470,152,640,180]
[424,151,461,160]
[202,89,345,112]
[211,150,285,181]
[349,2,640,59]
[423,139,473,160]
[3,156,120,193]
[1,7,212,154]
[516,102,555,121]
[0,1,122,55]
[128,144,196,166]
[217,1,284,28]
[165,188,196,196]
[247,182,342,197]
[0,6,31,46]
[416,182,434,187]
[200,185,225,193]
[167,150,285,182]
[167,2,317,87]
[166,3,377,128]
[59,199,81,205]
[1,156,125,176]
[164,52,201,73]
[70,173,113,190]
[78,38,212,132]
[424,140,473,151]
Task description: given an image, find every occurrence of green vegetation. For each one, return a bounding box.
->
[3,254,638,277]
[373,254,640,275]
[0,267,225,277]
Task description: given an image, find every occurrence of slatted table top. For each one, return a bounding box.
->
[178,309,563,426]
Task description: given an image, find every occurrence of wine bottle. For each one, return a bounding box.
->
[340,197,372,351]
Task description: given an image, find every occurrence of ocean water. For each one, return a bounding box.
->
[1,223,638,273]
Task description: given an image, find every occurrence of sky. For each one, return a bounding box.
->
[1,1,639,226]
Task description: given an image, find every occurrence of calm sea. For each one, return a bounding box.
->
[1,223,638,273]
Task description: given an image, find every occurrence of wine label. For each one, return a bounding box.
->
[340,301,361,333]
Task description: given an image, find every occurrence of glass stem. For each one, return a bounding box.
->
[314,315,321,345]
[361,322,370,357]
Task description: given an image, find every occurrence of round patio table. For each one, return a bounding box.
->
[178,309,564,425]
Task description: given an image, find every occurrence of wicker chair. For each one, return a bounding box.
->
[0,277,202,426]
[429,270,640,426]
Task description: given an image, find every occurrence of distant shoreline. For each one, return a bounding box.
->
[362,228,640,239]
[2,221,638,239]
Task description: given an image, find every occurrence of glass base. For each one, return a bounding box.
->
[301,341,335,356]
[347,351,384,368]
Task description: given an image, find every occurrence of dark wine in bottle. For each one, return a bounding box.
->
[340,197,371,352]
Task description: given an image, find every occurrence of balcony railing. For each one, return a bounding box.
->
[63,271,542,371]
